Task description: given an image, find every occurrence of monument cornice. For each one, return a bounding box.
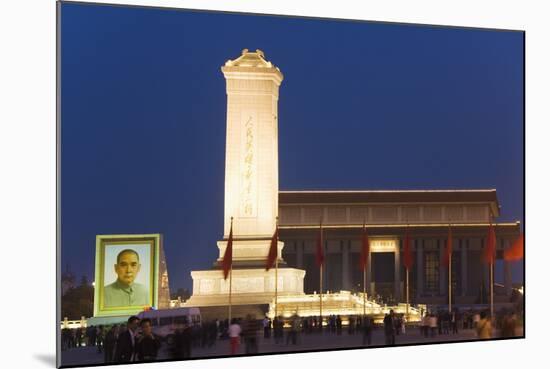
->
[221,68,284,84]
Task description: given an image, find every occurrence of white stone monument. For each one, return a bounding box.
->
[186,49,305,307]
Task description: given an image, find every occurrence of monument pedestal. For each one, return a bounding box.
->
[185,267,305,307]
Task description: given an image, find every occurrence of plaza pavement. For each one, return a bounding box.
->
[61,327,523,367]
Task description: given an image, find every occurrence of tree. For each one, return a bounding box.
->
[80,275,89,286]
[61,275,94,320]
[170,288,191,301]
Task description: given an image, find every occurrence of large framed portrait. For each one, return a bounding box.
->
[93,234,161,317]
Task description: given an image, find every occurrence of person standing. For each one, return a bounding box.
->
[61,328,70,351]
[135,318,161,361]
[243,315,260,354]
[274,316,283,344]
[103,325,118,363]
[476,311,492,339]
[362,316,373,346]
[394,315,401,336]
[208,320,217,347]
[383,310,396,345]
[451,310,459,334]
[473,311,480,330]
[228,318,242,355]
[96,326,104,353]
[263,316,271,339]
[429,314,438,338]
[500,312,517,338]
[173,320,193,359]
[68,329,76,349]
[336,315,342,335]
[348,316,355,335]
[115,316,140,363]
[75,328,82,347]
[286,314,300,345]
[86,326,96,347]
[420,314,428,337]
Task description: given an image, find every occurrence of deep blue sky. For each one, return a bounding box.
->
[60,3,524,291]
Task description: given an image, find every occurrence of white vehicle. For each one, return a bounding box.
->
[137,307,201,344]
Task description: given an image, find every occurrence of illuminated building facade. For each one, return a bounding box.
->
[278,189,521,305]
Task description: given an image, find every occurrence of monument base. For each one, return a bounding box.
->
[185,267,306,307]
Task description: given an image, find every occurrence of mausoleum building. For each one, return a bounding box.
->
[278,189,520,305]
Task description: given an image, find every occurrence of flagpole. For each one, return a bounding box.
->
[448,222,452,313]
[405,222,410,321]
[318,218,324,331]
[489,210,494,320]
[448,250,452,313]
[406,268,410,319]
[229,262,232,322]
[275,253,278,318]
[490,260,494,319]
[320,264,323,329]
[362,219,367,318]
[228,217,233,323]
[274,217,279,320]
[363,266,366,317]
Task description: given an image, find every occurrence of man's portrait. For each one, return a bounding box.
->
[94,235,160,317]
[104,248,149,308]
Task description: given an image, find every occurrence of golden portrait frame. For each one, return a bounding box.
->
[93,234,160,317]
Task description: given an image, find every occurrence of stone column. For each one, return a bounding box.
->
[367,251,373,296]
[504,240,512,296]
[342,241,351,291]
[416,239,424,298]
[296,241,304,269]
[439,239,446,296]
[394,245,401,302]
[482,238,489,297]
[504,261,512,296]
[461,240,468,297]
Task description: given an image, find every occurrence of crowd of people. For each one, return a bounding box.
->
[61,325,104,351]
[62,317,162,363]
[417,308,519,340]
[61,307,521,363]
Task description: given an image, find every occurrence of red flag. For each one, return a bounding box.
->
[482,220,497,264]
[402,228,414,269]
[441,225,453,268]
[504,233,524,261]
[359,223,370,270]
[316,222,325,267]
[266,224,279,271]
[221,219,234,280]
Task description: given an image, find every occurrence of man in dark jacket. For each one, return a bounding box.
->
[243,314,260,354]
[173,319,193,359]
[115,316,140,362]
[383,310,396,346]
[135,318,161,361]
[103,325,118,362]
[362,316,373,345]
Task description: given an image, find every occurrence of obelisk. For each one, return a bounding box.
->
[186,49,305,307]
[218,48,282,263]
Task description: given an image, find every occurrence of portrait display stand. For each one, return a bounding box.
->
[88,234,170,326]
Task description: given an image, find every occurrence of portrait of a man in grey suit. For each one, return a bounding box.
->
[104,249,149,308]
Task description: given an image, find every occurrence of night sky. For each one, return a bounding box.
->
[60,2,524,291]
